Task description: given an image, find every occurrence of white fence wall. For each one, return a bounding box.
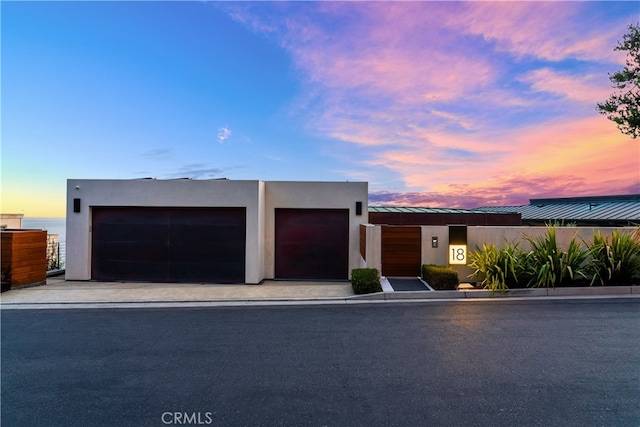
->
[361,225,638,280]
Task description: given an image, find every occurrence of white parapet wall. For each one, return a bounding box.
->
[0,213,24,230]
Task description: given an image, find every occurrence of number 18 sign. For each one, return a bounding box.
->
[449,245,467,265]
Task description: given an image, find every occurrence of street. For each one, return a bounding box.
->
[2,299,639,426]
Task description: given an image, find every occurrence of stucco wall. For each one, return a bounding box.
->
[263,181,368,279]
[420,226,449,266]
[467,226,636,251]
[360,223,382,272]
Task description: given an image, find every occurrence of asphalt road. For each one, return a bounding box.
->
[2,299,639,426]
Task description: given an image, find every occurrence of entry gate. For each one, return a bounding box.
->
[381,226,421,277]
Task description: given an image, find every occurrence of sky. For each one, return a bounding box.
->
[2,1,639,218]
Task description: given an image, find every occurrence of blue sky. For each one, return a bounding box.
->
[2,1,638,217]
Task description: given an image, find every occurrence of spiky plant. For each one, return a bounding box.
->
[589,230,640,285]
[468,242,521,293]
[522,227,590,288]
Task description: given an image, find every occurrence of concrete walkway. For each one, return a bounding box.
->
[1,275,638,309]
[0,276,353,304]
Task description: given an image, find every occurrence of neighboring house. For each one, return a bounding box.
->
[66,179,368,284]
[0,213,24,229]
[475,194,640,227]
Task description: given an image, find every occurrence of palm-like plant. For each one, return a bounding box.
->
[522,228,589,288]
[589,230,640,285]
[468,242,520,293]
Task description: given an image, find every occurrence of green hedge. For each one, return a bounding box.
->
[351,268,382,294]
[422,265,459,290]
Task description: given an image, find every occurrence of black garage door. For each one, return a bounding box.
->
[275,209,349,280]
[92,207,246,283]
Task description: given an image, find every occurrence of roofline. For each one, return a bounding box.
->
[530,194,640,205]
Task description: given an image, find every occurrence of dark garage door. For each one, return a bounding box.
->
[275,209,349,280]
[92,207,246,283]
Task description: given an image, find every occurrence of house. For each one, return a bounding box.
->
[66,179,368,284]
[0,213,24,230]
[67,181,638,284]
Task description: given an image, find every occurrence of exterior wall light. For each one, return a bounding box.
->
[355,201,363,216]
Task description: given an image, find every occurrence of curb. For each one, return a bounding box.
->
[1,286,638,310]
[2,293,640,310]
[350,285,640,300]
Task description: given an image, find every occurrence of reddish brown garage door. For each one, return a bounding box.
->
[92,207,246,283]
[275,209,349,280]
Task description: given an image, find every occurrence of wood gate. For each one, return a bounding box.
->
[381,226,421,277]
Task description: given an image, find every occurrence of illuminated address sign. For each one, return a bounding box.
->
[449,244,467,265]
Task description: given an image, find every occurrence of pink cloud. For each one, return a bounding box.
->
[454,2,627,63]
[224,2,638,207]
[519,68,613,104]
[239,2,497,105]
[369,116,638,207]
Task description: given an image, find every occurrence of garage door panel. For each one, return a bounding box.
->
[168,243,243,263]
[92,207,245,283]
[95,223,169,245]
[275,209,349,280]
[94,242,167,262]
[169,224,243,245]
[94,260,167,282]
[168,261,244,283]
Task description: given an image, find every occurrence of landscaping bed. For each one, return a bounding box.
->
[466,227,640,292]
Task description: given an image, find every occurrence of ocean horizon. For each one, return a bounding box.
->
[22,217,66,243]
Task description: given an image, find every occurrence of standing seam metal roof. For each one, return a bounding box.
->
[476,201,640,221]
[369,206,488,214]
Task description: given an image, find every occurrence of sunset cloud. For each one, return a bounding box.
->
[519,68,612,104]
[6,1,636,217]
[220,1,637,206]
[453,2,626,63]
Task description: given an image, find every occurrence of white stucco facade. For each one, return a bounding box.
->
[264,181,368,278]
[1,214,24,229]
[66,179,368,284]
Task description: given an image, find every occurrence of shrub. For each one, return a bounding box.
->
[351,268,382,294]
[588,230,640,285]
[422,265,459,290]
[521,227,589,288]
[468,242,521,293]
